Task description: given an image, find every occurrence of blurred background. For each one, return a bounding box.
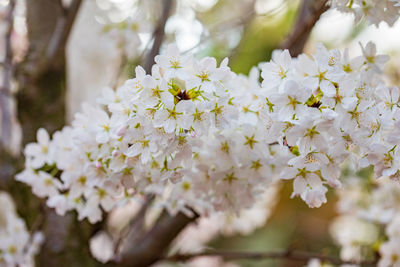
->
[2,0,400,266]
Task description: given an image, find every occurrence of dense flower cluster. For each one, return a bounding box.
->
[0,192,43,267]
[261,41,400,208]
[330,0,400,26]
[17,44,288,223]
[17,39,400,224]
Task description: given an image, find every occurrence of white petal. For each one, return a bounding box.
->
[37,128,50,145]
[89,231,115,263]
[293,177,307,195]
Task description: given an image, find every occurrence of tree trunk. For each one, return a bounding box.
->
[0,0,100,266]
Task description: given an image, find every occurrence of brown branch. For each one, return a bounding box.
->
[0,0,16,150]
[163,249,378,266]
[17,1,97,265]
[30,0,82,80]
[45,0,82,62]
[279,0,329,57]
[57,0,67,12]
[116,208,199,267]
[113,194,155,255]
[143,0,175,73]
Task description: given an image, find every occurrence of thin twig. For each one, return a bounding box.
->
[0,0,16,149]
[182,9,256,55]
[113,32,154,86]
[182,1,287,55]
[163,249,378,266]
[143,0,175,73]
[114,0,173,82]
[279,0,329,57]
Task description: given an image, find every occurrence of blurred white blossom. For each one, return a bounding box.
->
[0,192,43,267]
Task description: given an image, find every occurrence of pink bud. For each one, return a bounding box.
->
[95,161,101,169]
[116,124,128,137]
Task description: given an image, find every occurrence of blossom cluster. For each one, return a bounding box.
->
[17,39,400,224]
[17,44,288,223]
[0,192,43,267]
[262,41,400,207]
[330,0,400,26]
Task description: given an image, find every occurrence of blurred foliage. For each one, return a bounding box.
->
[210,181,338,267]
[209,166,378,267]
[230,7,297,74]
[190,0,298,75]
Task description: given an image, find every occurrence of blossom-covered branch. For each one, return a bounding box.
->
[16,38,400,220]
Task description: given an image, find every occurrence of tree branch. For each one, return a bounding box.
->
[45,0,82,63]
[113,194,155,255]
[279,0,329,57]
[29,0,82,80]
[163,249,378,266]
[116,208,199,267]
[0,0,16,150]
[143,0,175,73]
[15,1,98,265]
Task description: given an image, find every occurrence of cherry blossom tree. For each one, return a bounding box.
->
[2,0,400,266]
